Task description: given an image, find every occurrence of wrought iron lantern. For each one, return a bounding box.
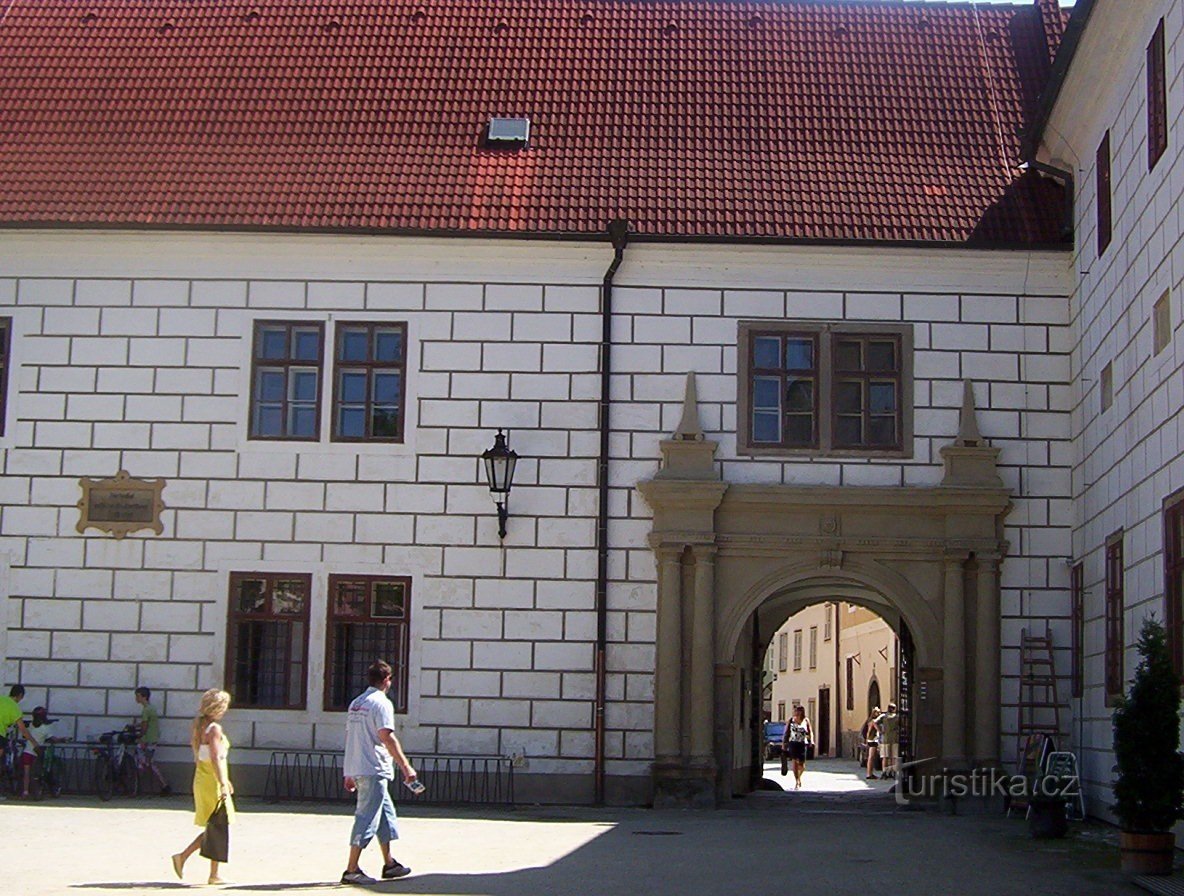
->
[481,429,518,539]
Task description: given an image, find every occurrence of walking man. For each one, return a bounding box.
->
[341,660,417,885]
[134,687,172,795]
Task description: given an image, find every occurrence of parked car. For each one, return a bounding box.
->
[763,722,787,760]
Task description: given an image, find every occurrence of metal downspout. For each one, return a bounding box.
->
[594,219,630,806]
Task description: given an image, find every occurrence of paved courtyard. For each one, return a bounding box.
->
[0,758,1141,896]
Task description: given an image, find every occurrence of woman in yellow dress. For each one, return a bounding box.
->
[171,689,236,885]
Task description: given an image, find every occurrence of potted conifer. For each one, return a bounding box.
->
[1113,617,1184,874]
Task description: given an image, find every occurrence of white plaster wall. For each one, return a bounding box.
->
[0,229,1071,783]
[1041,0,1184,815]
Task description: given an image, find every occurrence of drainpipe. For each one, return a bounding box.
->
[594,218,630,806]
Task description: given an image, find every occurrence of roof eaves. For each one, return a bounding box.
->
[1021,0,1099,160]
[0,220,1074,252]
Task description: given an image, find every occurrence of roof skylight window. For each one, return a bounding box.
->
[485,117,531,148]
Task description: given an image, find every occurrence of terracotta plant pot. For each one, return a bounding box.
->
[1120,831,1176,875]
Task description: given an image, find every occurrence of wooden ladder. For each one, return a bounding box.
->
[1016,626,1064,765]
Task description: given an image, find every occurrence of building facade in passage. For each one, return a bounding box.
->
[1028,0,1184,822]
[0,0,1079,805]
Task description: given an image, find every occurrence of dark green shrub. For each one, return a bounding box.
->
[1112,617,1184,832]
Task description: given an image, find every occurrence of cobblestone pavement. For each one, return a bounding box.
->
[0,770,1138,896]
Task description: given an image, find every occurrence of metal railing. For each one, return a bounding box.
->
[5,743,101,796]
[263,750,515,806]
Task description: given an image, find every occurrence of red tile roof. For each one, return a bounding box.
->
[0,0,1069,245]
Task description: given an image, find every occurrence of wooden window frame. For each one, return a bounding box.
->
[808,626,818,670]
[746,329,820,450]
[330,321,408,444]
[0,317,10,437]
[777,701,786,722]
[324,574,412,713]
[1105,531,1125,704]
[824,604,832,641]
[793,629,803,672]
[737,321,913,458]
[1071,562,1084,699]
[248,320,325,441]
[1165,491,1184,680]
[224,572,311,710]
[831,332,904,451]
[778,631,788,673]
[1097,132,1112,256]
[1149,19,1168,171]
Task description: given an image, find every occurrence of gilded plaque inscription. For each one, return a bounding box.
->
[77,470,165,538]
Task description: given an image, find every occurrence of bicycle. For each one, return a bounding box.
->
[0,727,23,797]
[93,725,140,801]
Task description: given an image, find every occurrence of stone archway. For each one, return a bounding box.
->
[638,377,1010,808]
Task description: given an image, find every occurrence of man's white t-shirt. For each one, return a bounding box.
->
[344,686,395,779]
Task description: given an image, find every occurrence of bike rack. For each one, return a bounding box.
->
[263,751,515,807]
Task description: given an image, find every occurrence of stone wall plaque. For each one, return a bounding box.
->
[77,470,166,538]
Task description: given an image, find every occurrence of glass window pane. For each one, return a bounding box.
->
[835,416,862,445]
[753,336,781,369]
[867,341,896,371]
[835,340,862,371]
[869,381,897,413]
[785,377,813,412]
[372,407,400,437]
[784,414,813,446]
[340,328,369,362]
[338,407,366,438]
[373,372,401,404]
[290,404,318,437]
[375,329,403,362]
[785,338,813,370]
[836,380,863,413]
[259,328,287,360]
[339,371,367,403]
[373,582,406,618]
[257,369,285,402]
[292,328,321,361]
[255,405,283,436]
[237,579,267,613]
[868,417,897,446]
[334,582,368,617]
[752,411,780,443]
[753,376,781,411]
[273,581,306,615]
[291,369,319,402]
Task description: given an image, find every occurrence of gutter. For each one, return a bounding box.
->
[594,218,630,806]
[1020,0,1098,160]
[0,220,1071,252]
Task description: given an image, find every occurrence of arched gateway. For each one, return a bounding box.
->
[639,377,1010,808]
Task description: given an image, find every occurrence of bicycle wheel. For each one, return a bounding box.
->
[96,757,114,801]
[119,754,139,798]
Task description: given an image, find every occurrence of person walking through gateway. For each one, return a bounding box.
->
[875,703,899,779]
[341,660,418,885]
[864,708,882,780]
[171,689,235,885]
[781,705,814,790]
